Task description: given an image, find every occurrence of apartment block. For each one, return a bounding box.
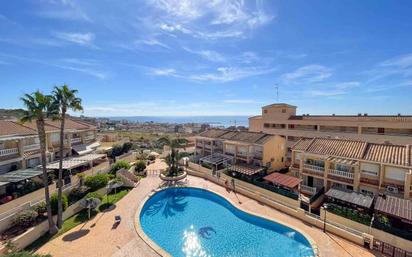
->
[194,129,286,171]
[290,137,412,200]
[0,118,98,175]
[249,103,412,150]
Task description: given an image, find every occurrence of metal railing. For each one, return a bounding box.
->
[23,143,40,152]
[328,169,354,179]
[0,148,19,156]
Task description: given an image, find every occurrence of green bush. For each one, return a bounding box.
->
[85,191,103,201]
[32,202,47,216]
[4,251,51,257]
[110,144,123,157]
[148,155,156,161]
[50,193,68,215]
[12,210,38,228]
[84,174,109,191]
[111,160,131,174]
[68,186,90,204]
[134,160,146,173]
[122,142,133,153]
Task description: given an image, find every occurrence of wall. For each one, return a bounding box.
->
[263,135,286,171]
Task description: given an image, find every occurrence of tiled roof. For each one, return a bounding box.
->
[198,129,273,144]
[0,121,37,137]
[21,121,59,132]
[292,137,412,167]
[263,172,302,189]
[20,118,93,132]
[363,143,409,166]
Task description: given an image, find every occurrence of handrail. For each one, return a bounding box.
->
[328,169,354,179]
[303,164,324,173]
[0,148,19,156]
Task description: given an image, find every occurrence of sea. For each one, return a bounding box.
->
[104,116,250,128]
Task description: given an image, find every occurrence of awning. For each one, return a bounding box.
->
[0,168,44,183]
[325,188,374,208]
[72,144,93,156]
[263,172,302,189]
[228,164,264,176]
[46,160,87,170]
[200,153,232,166]
[375,195,412,222]
[87,142,100,149]
[71,154,106,162]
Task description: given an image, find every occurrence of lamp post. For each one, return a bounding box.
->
[323,203,328,233]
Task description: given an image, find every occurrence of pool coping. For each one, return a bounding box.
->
[134,185,321,257]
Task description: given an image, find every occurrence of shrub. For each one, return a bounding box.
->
[134,160,146,173]
[12,210,38,228]
[111,160,131,174]
[148,155,156,161]
[32,202,47,216]
[84,174,109,191]
[50,193,68,215]
[122,142,133,153]
[4,251,51,257]
[68,186,90,204]
[110,144,123,157]
[77,173,86,187]
[85,191,103,201]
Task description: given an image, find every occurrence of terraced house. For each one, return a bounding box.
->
[249,103,412,149]
[290,137,412,200]
[194,129,286,171]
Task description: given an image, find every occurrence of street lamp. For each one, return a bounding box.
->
[323,203,328,233]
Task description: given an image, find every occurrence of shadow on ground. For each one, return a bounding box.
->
[62,229,90,242]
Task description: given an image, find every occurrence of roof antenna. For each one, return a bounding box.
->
[274,84,279,102]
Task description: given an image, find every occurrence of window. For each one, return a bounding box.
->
[378,128,385,134]
[282,109,286,113]
[264,109,268,114]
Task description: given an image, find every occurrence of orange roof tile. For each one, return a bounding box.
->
[0,121,37,137]
[363,143,409,166]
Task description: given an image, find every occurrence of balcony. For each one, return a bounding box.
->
[303,164,324,176]
[23,143,40,152]
[0,148,19,157]
[360,177,379,186]
[84,135,95,142]
[291,163,300,169]
[300,184,317,195]
[328,169,354,184]
[71,138,82,144]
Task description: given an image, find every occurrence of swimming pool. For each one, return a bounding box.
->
[139,187,315,257]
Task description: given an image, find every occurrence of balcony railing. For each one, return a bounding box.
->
[300,184,317,195]
[0,148,19,156]
[71,138,82,144]
[23,143,40,152]
[85,135,95,141]
[329,169,354,179]
[303,164,324,174]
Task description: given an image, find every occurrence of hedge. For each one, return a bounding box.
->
[50,193,68,215]
[84,174,109,191]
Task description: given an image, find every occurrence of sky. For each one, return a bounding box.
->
[0,0,412,117]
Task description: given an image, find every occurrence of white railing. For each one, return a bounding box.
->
[23,143,40,152]
[0,148,19,156]
[329,169,354,179]
[85,135,95,141]
[300,184,317,194]
[71,138,82,144]
[303,164,324,174]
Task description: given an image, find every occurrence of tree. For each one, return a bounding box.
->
[20,91,59,235]
[157,136,187,176]
[134,160,146,174]
[110,160,131,174]
[52,85,83,228]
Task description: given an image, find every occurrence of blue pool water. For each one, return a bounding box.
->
[140,188,314,257]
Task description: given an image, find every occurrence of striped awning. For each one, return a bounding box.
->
[375,195,412,222]
[327,156,358,166]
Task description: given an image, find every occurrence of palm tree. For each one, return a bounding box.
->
[20,91,59,235]
[157,136,187,176]
[52,85,83,228]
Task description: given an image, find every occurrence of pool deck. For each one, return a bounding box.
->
[37,173,382,257]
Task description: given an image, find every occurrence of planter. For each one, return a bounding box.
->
[159,171,187,181]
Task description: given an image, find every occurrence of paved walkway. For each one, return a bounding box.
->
[37,174,381,257]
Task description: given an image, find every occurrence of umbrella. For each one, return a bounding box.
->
[79,197,101,219]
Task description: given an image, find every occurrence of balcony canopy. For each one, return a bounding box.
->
[325,188,374,209]
[375,195,412,222]
[228,164,265,176]
[326,156,358,166]
[46,153,105,170]
[0,168,44,183]
[263,172,302,189]
[200,153,232,166]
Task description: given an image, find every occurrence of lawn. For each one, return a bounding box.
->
[26,188,130,252]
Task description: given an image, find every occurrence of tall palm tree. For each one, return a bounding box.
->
[52,85,83,228]
[157,136,187,176]
[20,91,59,235]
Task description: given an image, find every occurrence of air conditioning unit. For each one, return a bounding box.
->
[386,185,398,194]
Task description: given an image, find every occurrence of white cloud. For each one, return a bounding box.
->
[183,47,226,62]
[149,68,177,76]
[224,99,256,104]
[55,32,95,46]
[380,53,412,68]
[135,39,170,49]
[282,65,333,84]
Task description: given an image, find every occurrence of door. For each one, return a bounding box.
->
[308,176,314,187]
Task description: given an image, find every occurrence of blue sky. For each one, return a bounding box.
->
[1,0,412,117]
